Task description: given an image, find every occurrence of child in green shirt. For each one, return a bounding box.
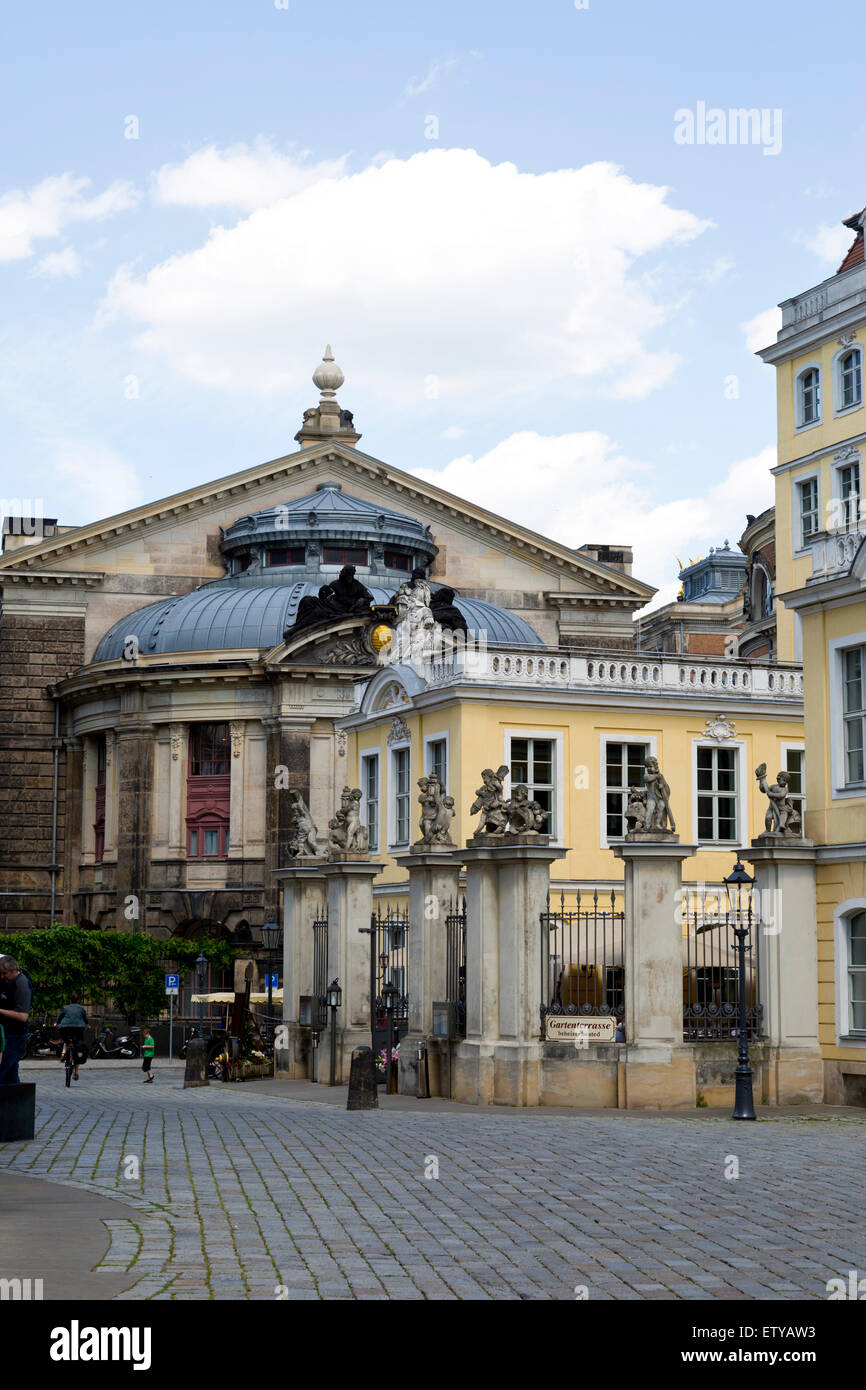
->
[142,1029,155,1083]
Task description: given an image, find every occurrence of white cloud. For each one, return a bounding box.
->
[403,58,458,100]
[32,247,82,279]
[0,173,138,264]
[741,305,781,354]
[413,431,775,608]
[441,424,464,439]
[797,222,852,266]
[102,148,709,406]
[52,443,142,518]
[151,140,349,212]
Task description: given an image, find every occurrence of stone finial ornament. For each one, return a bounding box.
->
[327,785,369,856]
[470,765,509,835]
[417,774,456,847]
[286,790,319,858]
[755,764,802,837]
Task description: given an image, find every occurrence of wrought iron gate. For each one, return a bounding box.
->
[681,887,763,1041]
[445,897,467,1037]
[370,903,410,1056]
[312,910,328,1028]
[540,890,625,1038]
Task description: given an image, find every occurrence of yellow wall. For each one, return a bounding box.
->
[800,598,866,845]
[817,860,866,1058]
[353,699,805,889]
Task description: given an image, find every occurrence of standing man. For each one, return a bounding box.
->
[0,956,33,1084]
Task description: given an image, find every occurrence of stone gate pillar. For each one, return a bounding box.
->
[319,859,384,1084]
[744,839,823,1104]
[394,848,463,1096]
[613,837,697,1109]
[273,862,327,1079]
[451,838,566,1107]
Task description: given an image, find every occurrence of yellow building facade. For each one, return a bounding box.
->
[760,205,866,1104]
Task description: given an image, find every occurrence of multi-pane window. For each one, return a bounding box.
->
[837,462,861,531]
[604,741,649,839]
[843,646,866,785]
[267,546,306,566]
[322,545,367,566]
[392,747,411,845]
[848,911,866,1034]
[696,746,738,843]
[362,754,379,853]
[187,823,229,859]
[384,550,411,571]
[799,367,820,425]
[840,348,862,410]
[798,477,820,547]
[189,723,231,776]
[427,738,447,789]
[510,737,555,836]
[784,748,805,821]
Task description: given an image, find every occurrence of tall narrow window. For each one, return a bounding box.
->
[93,735,106,863]
[604,741,649,839]
[510,737,555,836]
[798,477,820,547]
[427,738,447,788]
[362,753,380,853]
[837,462,861,531]
[696,746,738,843]
[843,646,866,785]
[784,748,805,821]
[392,747,411,846]
[840,348,862,410]
[187,722,231,859]
[799,368,820,426]
[848,911,866,1034]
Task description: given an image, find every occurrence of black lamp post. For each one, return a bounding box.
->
[327,978,342,1087]
[382,979,397,1095]
[195,951,208,1038]
[724,858,757,1121]
[261,917,280,1052]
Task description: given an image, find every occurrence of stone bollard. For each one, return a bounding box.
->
[183,1038,209,1089]
[346,1046,378,1110]
[0,1083,35,1141]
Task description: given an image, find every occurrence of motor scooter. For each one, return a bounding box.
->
[25,1019,64,1059]
[91,1024,141,1058]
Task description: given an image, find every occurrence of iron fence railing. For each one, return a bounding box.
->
[445,897,467,1038]
[540,890,625,1037]
[681,888,763,1042]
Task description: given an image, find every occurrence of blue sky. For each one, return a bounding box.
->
[1,0,864,603]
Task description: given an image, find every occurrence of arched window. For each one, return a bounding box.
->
[798,367,821,426]
[839,348,863,411]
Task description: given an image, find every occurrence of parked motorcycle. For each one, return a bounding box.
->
[90,1025,141,1059]
[25,1020,64,1059]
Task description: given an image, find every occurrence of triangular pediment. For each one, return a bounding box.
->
[0,439,654,605]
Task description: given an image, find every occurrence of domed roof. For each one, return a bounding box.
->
[221,482,435,562]
[91,577,543,661]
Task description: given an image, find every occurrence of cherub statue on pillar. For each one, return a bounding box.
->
[470,765,509,836]
[755,764,802,837]
[417,774,456,847]
[504,784,547,834]
[286,789,319,857]
[327,786,369,856]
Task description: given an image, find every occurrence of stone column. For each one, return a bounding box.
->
[80,736,97,865]
[167,723,187,859]
[744,838,823,1104]
[102,729,118,862]
[319,859,384,1084]
[228,720,246,859]
[613,838,697,1109]
[273,862,327,1079]
[114,723,153,929]
[452,838,566,1107]
[394,847,463,1096]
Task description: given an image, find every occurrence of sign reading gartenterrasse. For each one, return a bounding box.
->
[544,1015,617,1042]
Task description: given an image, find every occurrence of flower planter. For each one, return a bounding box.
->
[229,1060,274,1082]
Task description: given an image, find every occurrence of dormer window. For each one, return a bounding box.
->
[323,545,368,566]
[384,550,411,571]
[797,367,821,426]
[267,546,306,567]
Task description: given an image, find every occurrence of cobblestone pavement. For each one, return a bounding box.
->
[2,1071,865,1301]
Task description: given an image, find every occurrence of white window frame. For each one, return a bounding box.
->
[504,728,564,845]
[793,471,821,554]
[359,749,380,854]
[423,730,450,793]
[691,738,747,848]
[832,456,862,532]
[833,343,863,417]
[779,741,806,823]
[834,899,866,1047]
[388,740,412,849]
[795,362,822,432]
[598,732,658,848]
[829,631,866,798]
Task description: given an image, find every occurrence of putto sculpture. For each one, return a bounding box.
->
[504,783,547,834]
[417,774,456,847]
[286,789,319,858]
[327,786,369,856]
[287,565,375,637]
[470,765,510,835]
[755,764,802,837]
[625,757,676,837]
[624,785,647,833]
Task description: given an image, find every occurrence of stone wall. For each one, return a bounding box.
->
[0,612,85,928]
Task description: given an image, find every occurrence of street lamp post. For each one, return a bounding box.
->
[261,917,280,1053]
[382,980,397,1095]
[327,979,342,1087]
[195,951,208,1040]
[724,858,757,1122]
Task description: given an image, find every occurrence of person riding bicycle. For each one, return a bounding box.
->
[55,996,89,1082]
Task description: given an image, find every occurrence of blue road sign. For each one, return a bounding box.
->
[165,973,180,989]
[265,973,279,989]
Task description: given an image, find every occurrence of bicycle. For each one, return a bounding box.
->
[64,1047,74,1087]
